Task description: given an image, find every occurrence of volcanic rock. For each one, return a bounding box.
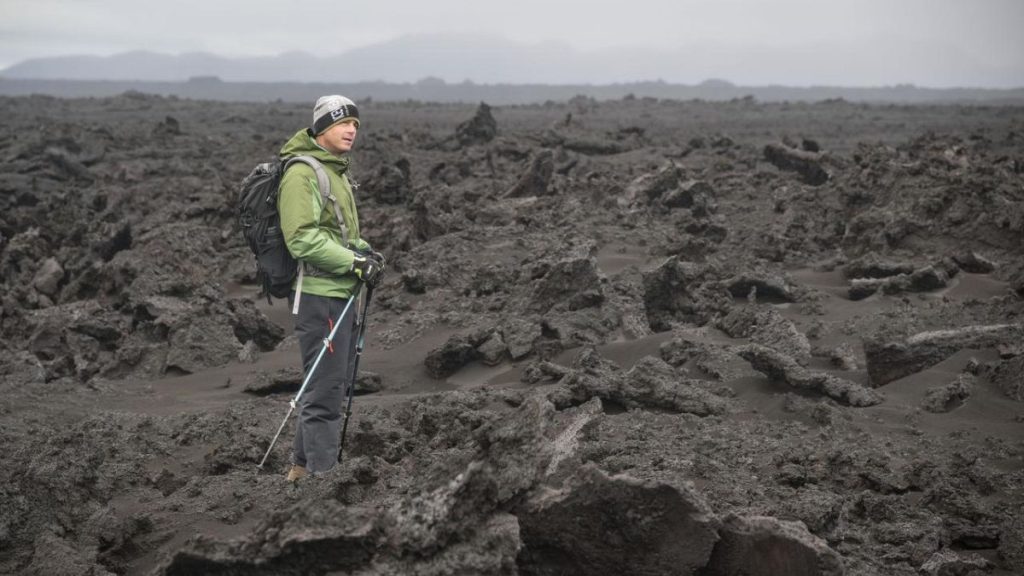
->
[517,466,720,576]
[425,333,481,379]
[507,149,554,197]
[738,344,883,406]
[455,102,497,147]
[165,316,243,375]
[530,257,604,313]
[703,514,844,576]
[642,257,722,332]
[724,271,800,302]
[864,324,1024,387]
[919,550,993,576]
[764,142,830,185]
[368,157,412,204]
[847,262,956,300]
[951,250,997,274]
[989,355,1024,401]
[500,317,542,361]
[843,254,917,279]
[549,349,728,416]
[623,162,681,206]
[161,504,379,575]
[718,306,812,363]
[32,257,64,297]
[921,374,974,413]
[663,179,715,214]
[659,332,753,382]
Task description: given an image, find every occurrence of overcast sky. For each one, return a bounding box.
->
[1,0,1022,87]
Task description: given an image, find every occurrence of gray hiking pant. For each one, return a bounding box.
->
[289,291,357,474]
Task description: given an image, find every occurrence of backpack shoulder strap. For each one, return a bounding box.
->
[284,155,348,245]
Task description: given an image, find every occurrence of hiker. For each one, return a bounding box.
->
[278,95,384,481]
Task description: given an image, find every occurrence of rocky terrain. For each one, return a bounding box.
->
[0,93,1022,575]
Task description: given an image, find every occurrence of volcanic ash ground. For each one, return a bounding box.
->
[1,94,1023,575]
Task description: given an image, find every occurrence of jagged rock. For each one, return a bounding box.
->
[477,332,508,366]
[718,306,812,363]
[725,272,799,302]
[663,179,715,215]
[521,360,570,384]
[921,374,974,413]
[32,257,64,297]
[864,324,1024,387]
[160,504,379,575]
[703,514,844,576]
[764,143,829,185]
[848,278,886,300]
[828,342,859,371]
[369,158,412,205]
[989,355,1024,401]
[623,162,681,206]
[425,334,479,379]
[951,250,996,274]
[738,344,883,406]
[242,366,302,395]
[517,466,720,576]
[659,334,753,381]
[642,258,720,332]
[401,270,427,294]
[455,102,497,147]
[226,297,285,352]
[530,257,603,313]
[237,340,259,363]
[153,115,182,136]
[843,254,917,279]
[500,318,541,361]
[507,150,554,197]
[919,549,993,576]
[164,316,243,375]
[550,350,728,416]
[999,514,1024,573]
[848,263,954,300]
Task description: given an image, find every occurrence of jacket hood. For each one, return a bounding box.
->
[279,128,350,172]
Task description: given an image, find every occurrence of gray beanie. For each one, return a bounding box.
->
[312,95,360,135]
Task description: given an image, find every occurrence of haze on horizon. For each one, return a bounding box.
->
[1,0,1022,88]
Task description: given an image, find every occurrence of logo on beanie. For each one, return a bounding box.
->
[330,106,350,121]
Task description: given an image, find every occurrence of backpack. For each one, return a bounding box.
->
[238,155,341,304]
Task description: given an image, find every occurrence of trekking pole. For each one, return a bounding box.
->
[338,285,374,462]
[257,286,362,470]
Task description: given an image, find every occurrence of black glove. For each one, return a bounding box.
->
[352,255,385,287]
[368,249,387,268]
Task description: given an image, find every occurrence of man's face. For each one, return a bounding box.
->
[318,118,359,155]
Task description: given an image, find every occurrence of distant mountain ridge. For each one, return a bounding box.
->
[3,33,1022,88]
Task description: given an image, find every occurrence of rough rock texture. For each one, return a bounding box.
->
[718,306,812,364]
[864,324,1024,386]
[549,349,729,416]
[988,355,1024,401]
[455,102,497,147]
[2,95,1023,576]
[507,150,554,198]
[517,466,721,576]
[738,344,883,406]
[921,374,974,413]
[764,142,830,185]
[703,514,844,576]
[641,258,726,332]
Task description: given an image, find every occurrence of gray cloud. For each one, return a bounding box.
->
[1,0,1021,86]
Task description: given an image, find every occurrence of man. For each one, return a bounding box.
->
[277,95,384,481]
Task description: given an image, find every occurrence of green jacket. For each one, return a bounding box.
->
[278,128,369,300]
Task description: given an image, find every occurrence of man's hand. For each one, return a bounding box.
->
[352,255,385,287]
[368,250,387,267]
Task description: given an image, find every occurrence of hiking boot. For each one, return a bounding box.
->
[285,464,308,482]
